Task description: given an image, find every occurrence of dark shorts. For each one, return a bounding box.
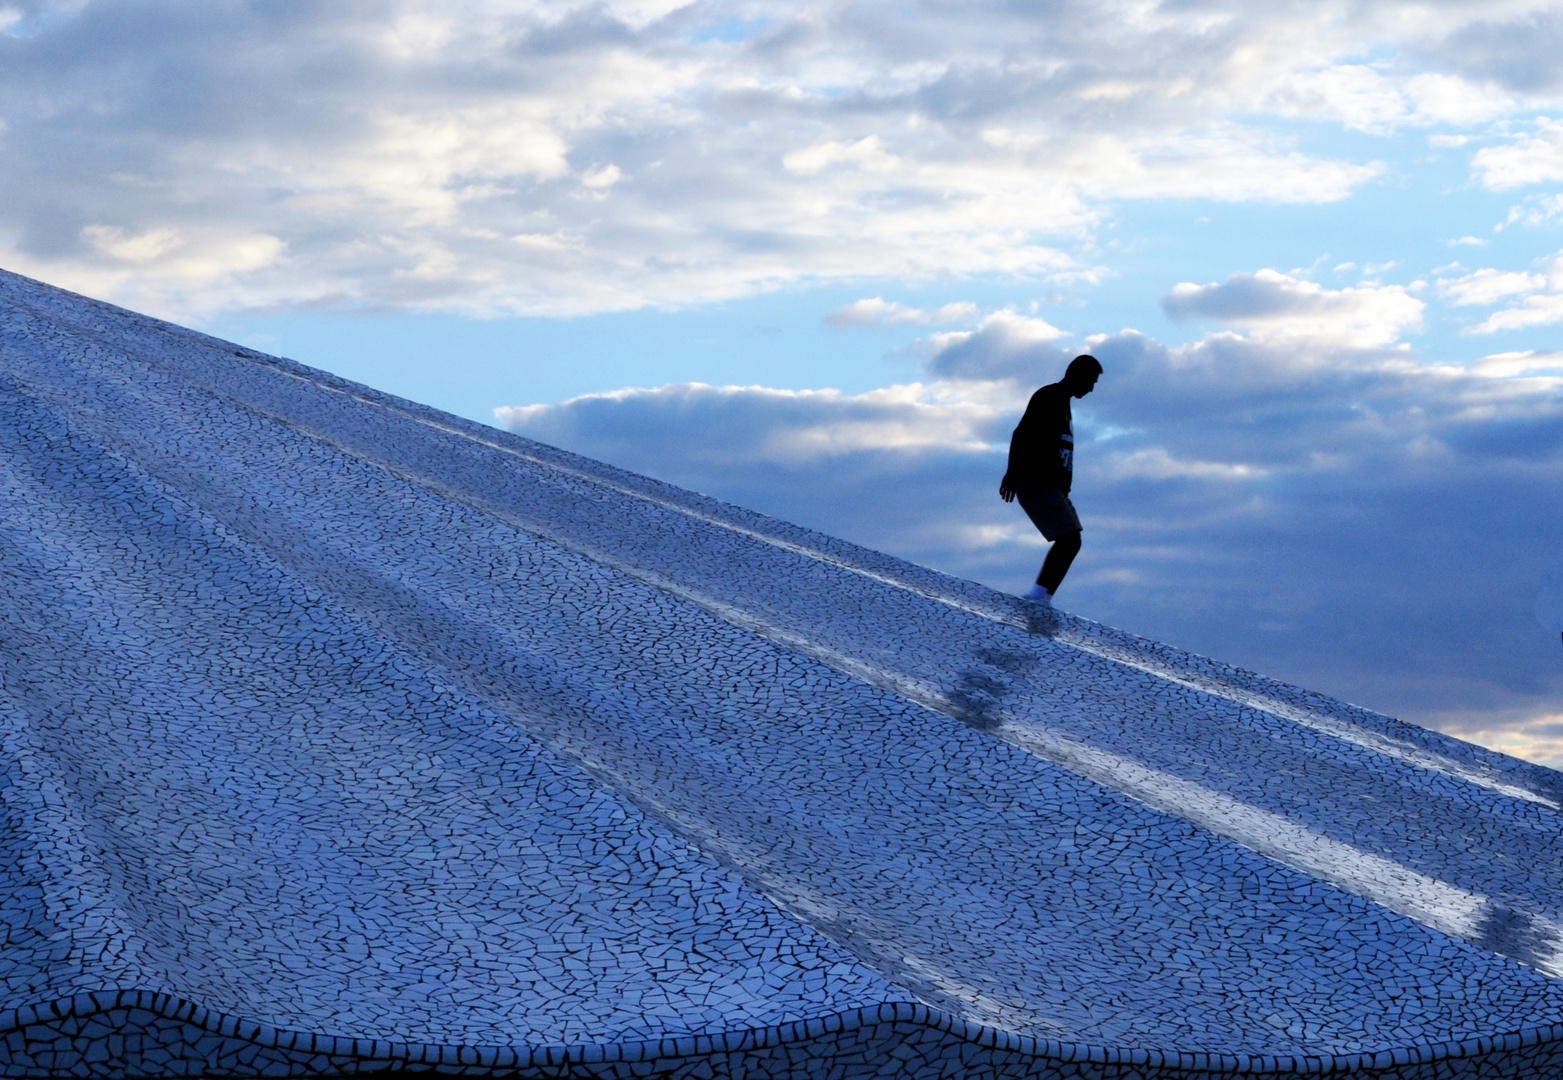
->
[1016,488,1081,542]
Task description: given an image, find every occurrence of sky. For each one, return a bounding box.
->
[2,0,1562,763]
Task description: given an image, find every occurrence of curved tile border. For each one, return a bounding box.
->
[6,992,1563,1078]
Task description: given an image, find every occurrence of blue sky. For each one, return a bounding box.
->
[2,0,1562,762]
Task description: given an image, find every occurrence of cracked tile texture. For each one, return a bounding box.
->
[3,266,1563,1078]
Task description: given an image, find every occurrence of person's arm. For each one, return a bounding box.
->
[999,394,1039,502]
[999,429,1021,502]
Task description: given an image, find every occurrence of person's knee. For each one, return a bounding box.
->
[1056,529,1082,553]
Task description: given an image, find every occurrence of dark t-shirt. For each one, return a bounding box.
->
[1004,382,1073,494]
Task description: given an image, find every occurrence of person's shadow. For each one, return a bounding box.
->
[947,647,1039,732]
[1013,596,1062,638]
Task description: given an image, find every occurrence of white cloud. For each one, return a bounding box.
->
[580,164,623,189]
[980,123,1384,204]
[782,136,900,176]
[1162,269,1423,347]
[1505,193,1563,228]
[33,226,289,315]
[1471,350,1563,378]
[1457,252,1563,333]
[1256,64,1512,135]
[1470,293,1563,333]
[1438,267,1547,306]
[1473,118,1563,191]
[1102,447,1267,482]
[1399,72,1515,127]
[3,0,1554,319]
[82,224,184,263]
[825,297,980,327]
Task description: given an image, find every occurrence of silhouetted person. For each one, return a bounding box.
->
[999,354,1102,607]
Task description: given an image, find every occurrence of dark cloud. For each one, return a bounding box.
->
[1410,9,1563,94]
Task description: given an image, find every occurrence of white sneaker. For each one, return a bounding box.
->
[1024,583,1053,606]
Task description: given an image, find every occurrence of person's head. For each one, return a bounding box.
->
[1063,354,1102,398]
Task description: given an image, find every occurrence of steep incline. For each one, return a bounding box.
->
[3,266,1563,1079]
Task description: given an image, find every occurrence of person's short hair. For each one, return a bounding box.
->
[1066,354,1103,379]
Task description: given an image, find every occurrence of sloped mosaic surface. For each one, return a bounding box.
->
[3,266,1563,1079]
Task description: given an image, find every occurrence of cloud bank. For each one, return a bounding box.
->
[4,0,1563,318]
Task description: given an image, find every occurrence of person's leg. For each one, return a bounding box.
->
[1037,529,1082,594]
[1015,490,1081,602]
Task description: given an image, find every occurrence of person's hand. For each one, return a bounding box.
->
[999,478,1016,503]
